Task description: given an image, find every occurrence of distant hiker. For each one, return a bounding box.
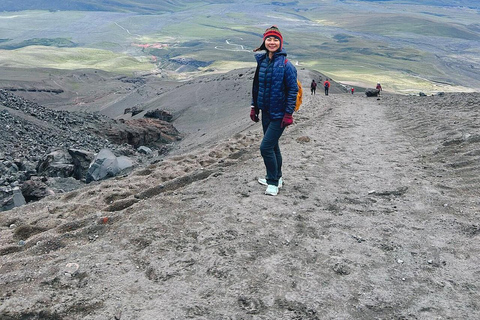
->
[251,25,298,196]
[351,87,354,94]
[376,82,382,96]
[324,79,331,96]
[310,80,317,95]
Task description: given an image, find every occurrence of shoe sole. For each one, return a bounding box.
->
[265,187,278,196]
[258,178,283,188]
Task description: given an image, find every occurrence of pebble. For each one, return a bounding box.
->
[64,262,80,277]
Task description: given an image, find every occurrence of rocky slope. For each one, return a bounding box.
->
[0,89,180,211]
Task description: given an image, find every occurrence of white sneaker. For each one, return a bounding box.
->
[258,177,283,188]
[265,185,279,196]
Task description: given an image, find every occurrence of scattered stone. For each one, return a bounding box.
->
[137,146,153,155]
[296,136,311,143]
[12,187,26,207]
[64,262,80,277]
[333,262,351,275]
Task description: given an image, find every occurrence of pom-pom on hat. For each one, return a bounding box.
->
[253,25,283,52]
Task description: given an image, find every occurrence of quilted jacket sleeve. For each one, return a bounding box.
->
[284,61,298,115]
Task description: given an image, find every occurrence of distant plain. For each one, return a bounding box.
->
[0,0,479,93]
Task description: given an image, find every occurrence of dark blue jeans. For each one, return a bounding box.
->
[260,113,285,187]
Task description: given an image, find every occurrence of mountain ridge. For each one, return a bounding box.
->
[1,0,478,13]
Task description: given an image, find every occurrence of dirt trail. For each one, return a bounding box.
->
[1,92,479,319]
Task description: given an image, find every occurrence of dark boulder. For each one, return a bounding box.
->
[36,150,74,178]
[103,118,181,148]
[1,187,26,211]
[365,89,380,97]
[86,149,133,183]
[68,149,95,180]
[21,178,55,202]
[144,109,173,122]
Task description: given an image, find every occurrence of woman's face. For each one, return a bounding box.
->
[265,36,280,53]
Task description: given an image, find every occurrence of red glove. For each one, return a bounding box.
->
[250,107,259,122]
[281,113,293,128]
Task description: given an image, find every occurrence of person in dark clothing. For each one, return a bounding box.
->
[324,79,331,95]
[250,25,298,196]
[310,79,317,95]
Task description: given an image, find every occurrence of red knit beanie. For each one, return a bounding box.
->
[253,25,283,52]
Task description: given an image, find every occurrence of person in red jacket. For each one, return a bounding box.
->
[376,83,382,96]
[323,79,331,96]
[351,87,355,94]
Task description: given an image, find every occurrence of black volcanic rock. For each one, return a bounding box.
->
[365,88,380,97]
[144,109,173,122]
[0,89,181,210]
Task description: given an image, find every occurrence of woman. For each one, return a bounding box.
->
[250,26,298,196]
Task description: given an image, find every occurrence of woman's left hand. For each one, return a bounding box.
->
[281,113,293,128]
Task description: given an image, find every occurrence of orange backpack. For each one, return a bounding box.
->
[285,58,302,112]
[294,79,303,112]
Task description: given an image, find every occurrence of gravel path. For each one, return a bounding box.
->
[1,92,479,319]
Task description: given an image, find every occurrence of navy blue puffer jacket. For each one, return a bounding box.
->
[252,49,298,120]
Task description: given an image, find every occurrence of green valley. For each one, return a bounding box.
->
[0,0,479,93]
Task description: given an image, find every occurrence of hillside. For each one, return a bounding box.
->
[0,65,341,153]
[1,85,479,318]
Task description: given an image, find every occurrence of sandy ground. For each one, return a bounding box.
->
[1,91,479,319]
